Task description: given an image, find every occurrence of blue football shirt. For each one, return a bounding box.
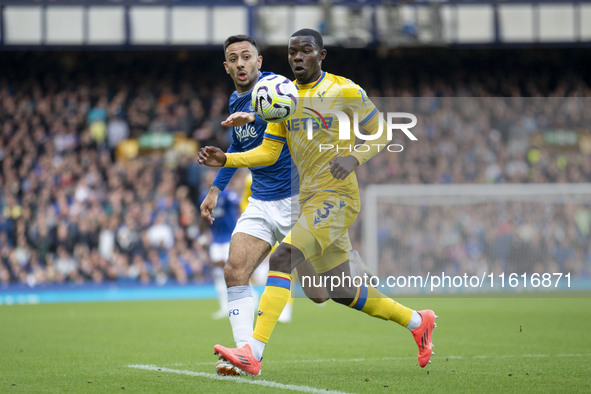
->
[200,189,240,244]
[212,71,299,201]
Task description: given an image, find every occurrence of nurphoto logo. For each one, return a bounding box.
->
[302,108,418,152]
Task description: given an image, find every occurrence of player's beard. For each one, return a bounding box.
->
[236,70,255,91]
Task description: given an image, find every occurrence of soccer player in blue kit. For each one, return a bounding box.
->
[200,34,327,376]
[200,169,241,319]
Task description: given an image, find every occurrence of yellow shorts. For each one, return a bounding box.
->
[283,192,360,273]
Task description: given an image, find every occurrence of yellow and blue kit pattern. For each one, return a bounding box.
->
[265,71,380,201]
[276,72,380,271]
[225,72,384,272]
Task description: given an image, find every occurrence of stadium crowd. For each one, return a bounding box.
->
[350,96,591,280]
[1,49,591,286]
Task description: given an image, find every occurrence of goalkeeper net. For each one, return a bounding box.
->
[362,183,591,293]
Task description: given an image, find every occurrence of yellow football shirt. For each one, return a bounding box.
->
[225,71,384,203]
[264,72,380,201]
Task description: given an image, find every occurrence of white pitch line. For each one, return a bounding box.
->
[128,364,350,394]
[187,353,591,367]
[190,356,415,367]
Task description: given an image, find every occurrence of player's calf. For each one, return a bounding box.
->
[318,265,358,305]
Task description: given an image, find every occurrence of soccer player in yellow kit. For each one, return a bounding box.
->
[199,28,437,376]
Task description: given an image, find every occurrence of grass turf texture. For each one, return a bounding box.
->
[1,296,590,393]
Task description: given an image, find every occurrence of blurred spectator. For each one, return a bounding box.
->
[107,114,130,151]
[146,211,174,250]
[1,49,591,286]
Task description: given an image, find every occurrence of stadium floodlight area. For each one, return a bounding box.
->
[2,1,591,48]
[363,183,591,294]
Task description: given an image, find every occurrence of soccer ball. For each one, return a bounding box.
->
[252,75,298,123]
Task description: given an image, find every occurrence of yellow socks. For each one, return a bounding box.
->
[349,285,413,327]
[252,271,291,343]
[252,273,413,345]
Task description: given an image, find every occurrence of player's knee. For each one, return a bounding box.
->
[224,260,250,287]
[269,243,302,274]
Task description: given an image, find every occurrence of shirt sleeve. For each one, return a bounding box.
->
[349,112,388,166]
[212,140,239,191]
[341,85,387,166]
[224,123,286,168]
[342,85,379,129]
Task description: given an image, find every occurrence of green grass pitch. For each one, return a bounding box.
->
[2,295,590,393]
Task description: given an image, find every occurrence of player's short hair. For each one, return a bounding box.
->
[223,34,258,53]
[290,28,324,49]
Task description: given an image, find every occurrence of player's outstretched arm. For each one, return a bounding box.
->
[221,112,255,127]
[199,137,283,169]
[198,146,227,167]
[224,137,283,168]
[200,186,220,225]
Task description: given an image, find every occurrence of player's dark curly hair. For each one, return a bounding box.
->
[223,34,258,52]
[290,28,324,49]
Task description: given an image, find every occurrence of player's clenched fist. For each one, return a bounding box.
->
[198,146,227,167]
[329,156,360,180]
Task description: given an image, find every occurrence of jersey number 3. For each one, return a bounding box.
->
[314,201,334,225]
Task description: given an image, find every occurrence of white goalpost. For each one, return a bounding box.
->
[362,183,591,290]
